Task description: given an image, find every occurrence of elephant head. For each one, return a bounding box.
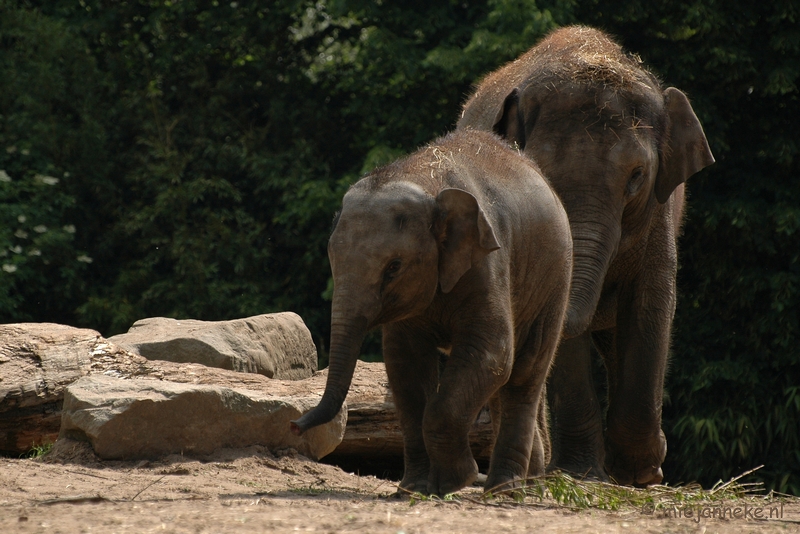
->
[482,76,714,338]
[290,179,499,435]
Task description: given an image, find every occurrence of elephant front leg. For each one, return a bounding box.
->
[484,384,539,493]
[485,312,561,493]
[603,280,671,487]
[382,323,439,494]
[547,332,607,480]
[423,337,510,496]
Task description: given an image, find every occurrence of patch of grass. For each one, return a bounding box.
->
[23,441,53,459]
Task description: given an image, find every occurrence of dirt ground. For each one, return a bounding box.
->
[1,440,798,534]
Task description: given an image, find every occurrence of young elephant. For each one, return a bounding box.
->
[458,26,715,486]
[291,129,572,496]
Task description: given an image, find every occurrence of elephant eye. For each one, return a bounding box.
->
[384,259,402,282]
[626,167,646,196]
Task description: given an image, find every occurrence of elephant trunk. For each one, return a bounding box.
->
[563,217,621,339]
[290,299,369,436]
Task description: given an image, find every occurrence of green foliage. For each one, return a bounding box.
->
[0,148,90,320]
[0,2,104,323]
[23,440,53,459]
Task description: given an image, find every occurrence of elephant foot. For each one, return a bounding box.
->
[427,455,478,497]
[397,480,428,496]
[606,463,663,487]
[604,430,666,487]
[634,467,663,487]
[484,454,531,494]
[397,474,429,496]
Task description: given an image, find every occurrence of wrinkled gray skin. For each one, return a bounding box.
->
[291,130,572,496]
[457,26,715,487]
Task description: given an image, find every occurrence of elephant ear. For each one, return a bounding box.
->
[493,88,528,151]
[435,188,500,293]
[655,87,715,204]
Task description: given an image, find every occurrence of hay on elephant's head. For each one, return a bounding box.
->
[524,25,660,92]
[464,25,662,116]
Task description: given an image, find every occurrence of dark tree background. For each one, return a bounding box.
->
[1,0,797,493]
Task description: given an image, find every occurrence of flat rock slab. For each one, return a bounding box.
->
[60,375,346,461]
[108,313,317,380]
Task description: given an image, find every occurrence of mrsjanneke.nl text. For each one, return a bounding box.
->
[647,503,785,523]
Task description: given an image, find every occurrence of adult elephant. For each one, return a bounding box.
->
[457,26,714,486]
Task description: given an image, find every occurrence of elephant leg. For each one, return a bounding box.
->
[547,331,607,480]
[485,382,538,493]
[487,388,549,479]
[603,281,670,487]
[423,330,511,496]
[486,308,561,492]
[382,322,439,494]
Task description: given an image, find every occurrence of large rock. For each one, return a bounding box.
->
[0,323,103,454]
[108,313,317,380]
[1,318,322,457]
[1,322,493,463]
[60,374,345,461]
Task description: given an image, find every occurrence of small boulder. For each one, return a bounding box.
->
[108,313,317,380]
[0,323,103,454]
[60,374,345,461]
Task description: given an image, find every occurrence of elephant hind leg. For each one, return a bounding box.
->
[547,331,608,481]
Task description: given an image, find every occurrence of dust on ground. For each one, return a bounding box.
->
[1,440,798,533]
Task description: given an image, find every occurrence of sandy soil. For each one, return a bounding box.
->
[1,440,798,534]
